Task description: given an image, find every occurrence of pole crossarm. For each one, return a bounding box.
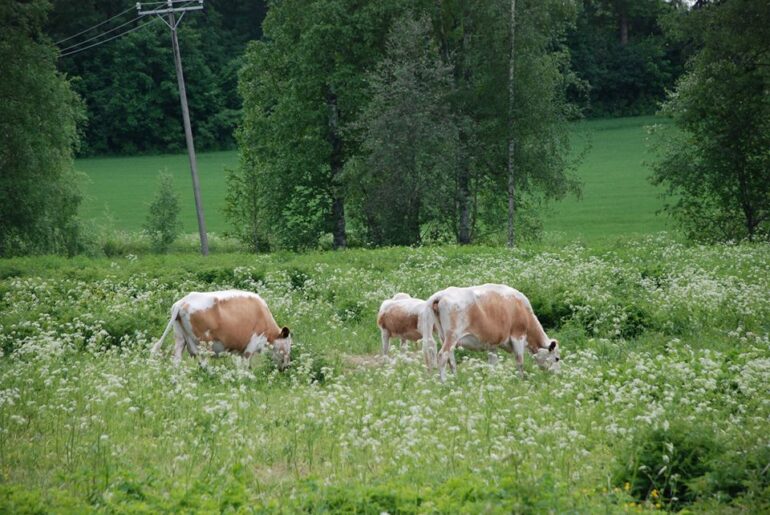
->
[136,1,203,17]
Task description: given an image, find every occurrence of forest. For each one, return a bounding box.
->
[47,0,683,156]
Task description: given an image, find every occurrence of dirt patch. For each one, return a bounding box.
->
[342,350,424,370]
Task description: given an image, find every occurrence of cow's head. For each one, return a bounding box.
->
[272,326,292,371]
[533,339,560,373]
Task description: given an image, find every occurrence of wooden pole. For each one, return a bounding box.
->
[168,12,209,256]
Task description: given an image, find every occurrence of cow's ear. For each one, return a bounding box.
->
[548,340,558,352]
[280,326,290,338]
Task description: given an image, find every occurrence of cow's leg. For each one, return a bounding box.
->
[487,350,499,366]
[512,337,526,378]
[380,328,391,356]
[237,351,252,370]
[399,337,407,351]
[172,322,186,365]
[185,337,202,366]
[242,333,266,368]
[437,335,456,383]
[422,335,437,370]
[448,347,457,374]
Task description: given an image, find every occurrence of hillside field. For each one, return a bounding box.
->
[1,238,769,512]
[76,116,670,243]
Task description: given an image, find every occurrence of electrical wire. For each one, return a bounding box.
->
[58,15,144,54]
[54,6,136,46]
[59,17,162,58]
[56,1,200,59]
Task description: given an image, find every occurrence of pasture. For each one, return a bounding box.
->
[75,116,668,243]
[1,237,769,512]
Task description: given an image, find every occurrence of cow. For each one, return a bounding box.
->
[377,293,436,365]
[419,284,560,382]
[151,290,292,370]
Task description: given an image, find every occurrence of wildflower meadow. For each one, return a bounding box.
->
[1,235,769,512]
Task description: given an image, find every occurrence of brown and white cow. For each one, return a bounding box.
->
[377,293,436,365]
[419,284,560,381]
[152,290,292,370]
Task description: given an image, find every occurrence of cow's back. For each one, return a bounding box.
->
[378,297,424,340]
[183,291,274,352]
[434,284,531,345]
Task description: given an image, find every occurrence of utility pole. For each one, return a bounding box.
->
[137,0,209,256]
[506,0,516,248]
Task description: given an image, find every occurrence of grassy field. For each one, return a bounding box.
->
[1,237,769,512]
[542,116,670,242]
[76,150,238,234]
[76,116,669,242]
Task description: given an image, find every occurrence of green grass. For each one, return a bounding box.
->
[76,116,671,242]
[1,238,769,512]
[76,150,238,233]
[542,116,671,242]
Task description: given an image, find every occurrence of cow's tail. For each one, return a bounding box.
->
[151,302,180,355]
[419,295,441,369]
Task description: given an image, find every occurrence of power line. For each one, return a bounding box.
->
[58,14,144,54]
[54,6,135,46]
[59,17,161,58]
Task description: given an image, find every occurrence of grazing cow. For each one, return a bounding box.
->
[151,290,292,370]
[377,293,436,365]
[419,284,560,381]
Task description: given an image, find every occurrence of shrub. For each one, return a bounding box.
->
[287,267,310,290]
[196,267,236,286]
[143,173,182,253]
[615,422,720,508]
[695,443,770,503]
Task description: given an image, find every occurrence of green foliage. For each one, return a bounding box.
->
[350,14,458,246]
[0,484,89,514]
[0,0,85,256]
[235,0,581,250]
[696,443,770,504]
[615,422,719,508]
[567,0,686,117]
[224,163,270,252]
[237,0,406,250]
[143,173,182,253]
[618,423,770,509]
[651,0,770,242]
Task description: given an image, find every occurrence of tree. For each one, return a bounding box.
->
[0,0,84,256]
[351,14,458,246]
[434,0,581,244]
[224,164,269,253]
[566,0,687,117]
[651,0,770,241]
[236,0,405,250]
[143,172,181,252]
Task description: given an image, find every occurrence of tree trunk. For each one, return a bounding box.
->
[456,26,472,245]
[742,201,756,242]
[457,130,472,244]
[619,10,629,46]
[326,87,347,249]
[332,197,347,248]
[507,0,516,248]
